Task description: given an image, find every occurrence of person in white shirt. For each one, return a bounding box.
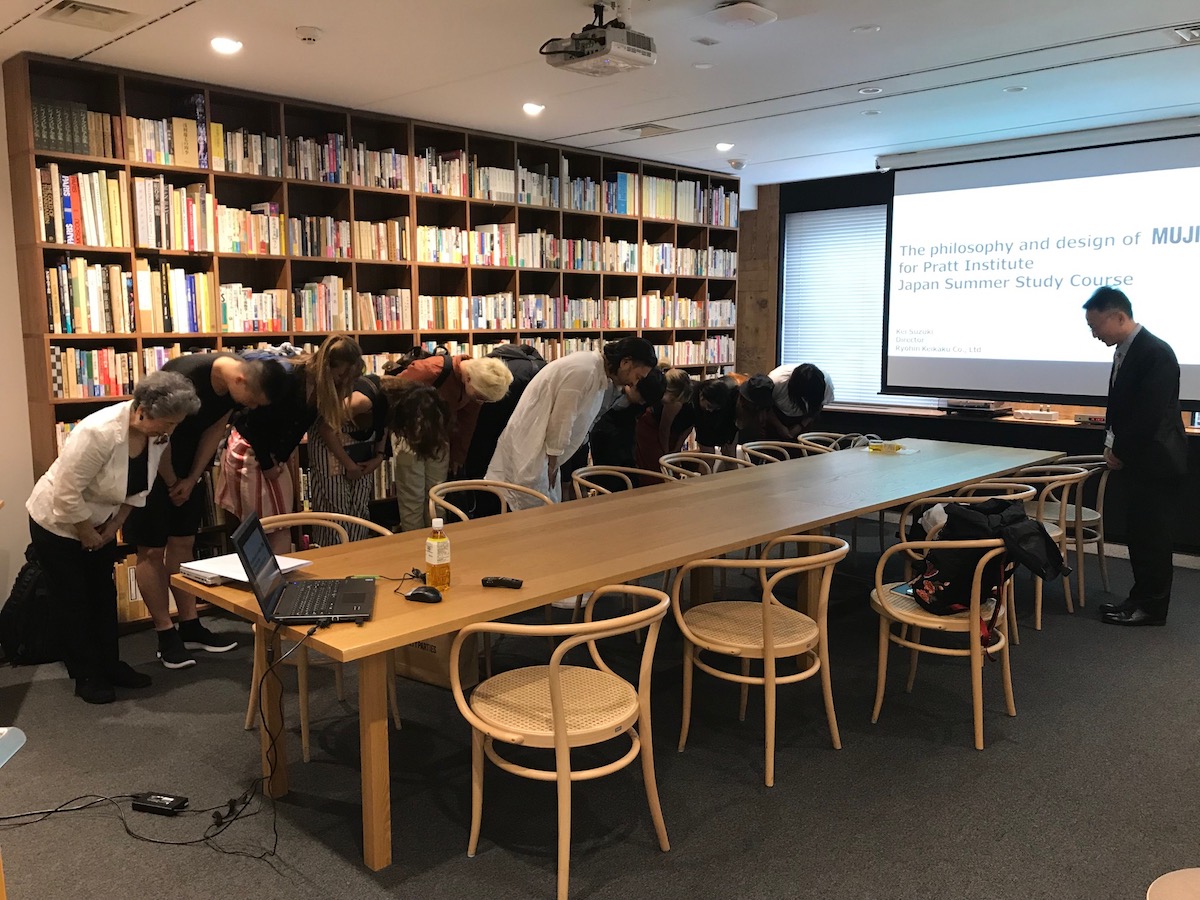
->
[26,371,200,705]
[486,338,658,508]
[766,363,833,440]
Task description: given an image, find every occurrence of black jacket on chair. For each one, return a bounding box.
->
[1107,327,1187,480]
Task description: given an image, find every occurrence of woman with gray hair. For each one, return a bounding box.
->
[26,370,201,705]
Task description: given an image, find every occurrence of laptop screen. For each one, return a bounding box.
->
[231,512,285,619]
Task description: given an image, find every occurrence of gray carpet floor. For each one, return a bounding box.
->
[1,540,1196,900]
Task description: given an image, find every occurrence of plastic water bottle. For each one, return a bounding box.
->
[425,517,451,590]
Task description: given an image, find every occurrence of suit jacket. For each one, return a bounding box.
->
[1107,327,1188,478]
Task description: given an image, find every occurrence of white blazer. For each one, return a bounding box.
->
[26,400,165,540]
[486,350,610,507]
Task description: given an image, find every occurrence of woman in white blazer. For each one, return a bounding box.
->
[26,370,200,705]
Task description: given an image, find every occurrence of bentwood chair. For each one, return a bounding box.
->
[571,465,674,498]
[671,536,850,787]
[1051,455,1112,593]
[449,586,672,900]
[248,513,400,763]
[991,465,1090,628]
[740,439,831,464]
[871,495,1018,750]
[429,479,551,523]
[659,451,752,479]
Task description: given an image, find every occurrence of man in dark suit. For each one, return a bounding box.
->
[1083,286,1187,626]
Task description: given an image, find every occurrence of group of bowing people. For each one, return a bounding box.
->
[26,332,829,704]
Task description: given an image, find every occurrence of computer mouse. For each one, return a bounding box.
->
[401,585,443,604]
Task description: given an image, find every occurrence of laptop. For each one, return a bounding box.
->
[231,512,375,625]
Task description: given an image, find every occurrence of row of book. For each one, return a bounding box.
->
[132,176,214,251]
[677,247,738,278]
[36,164,132,247]
[32,99,119,157]
[352,217,410,262]
[217,202,283,255]
[288,216,352,258]
[45,259,135,334]
[285,133,349,183]
[472,166,517,203]
[517,163,560,207]
[50,345,137,398]
[351,147,409,190]
[215,126,283,176]
[124,113,203,168]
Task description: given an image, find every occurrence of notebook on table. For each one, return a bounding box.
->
[231,512,375,625]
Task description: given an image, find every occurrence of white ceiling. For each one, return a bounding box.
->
[2,0,1199,206]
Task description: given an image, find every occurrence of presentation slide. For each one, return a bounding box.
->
[885,136,1200,405]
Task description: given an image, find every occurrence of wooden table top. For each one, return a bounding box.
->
[175,438,1059,663]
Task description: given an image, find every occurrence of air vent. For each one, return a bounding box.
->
[1175,24,1200,43]
[40,0,141,32]
[619,123,679,139]
[692,36,721,46]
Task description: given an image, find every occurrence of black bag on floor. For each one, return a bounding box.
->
[0,544,61,665]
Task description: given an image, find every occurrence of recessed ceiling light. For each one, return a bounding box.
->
[861,109,882,116]
[851,24,881,33]
[522,102,545,116]
[693,62,715,69]
[1003,85,1028,93]
[858,86,883,95]
[210,36,243,55]
[715,142,735,152]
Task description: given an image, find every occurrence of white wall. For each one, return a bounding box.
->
[0,68,39,590]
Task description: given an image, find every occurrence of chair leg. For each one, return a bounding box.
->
[297,648,311,764]
[678,644,695,752]
[1097,534,1110,591]
[245,624,263,730]
[636,719,670,852]
[738,659,750,722]
[1075,534,1086,609]
[763,661,776,788]
[1007,580,1020,646]
[555,750,573,900]
[467,729,485,857]
[905,627,921,693]
[1034,576,1043,631]
[334,662,345,702]
[809,638,838,751]
[1001,632,1017,718]
[971,641,985,751]
[1061,543,1075,614]
[871,617,889,724]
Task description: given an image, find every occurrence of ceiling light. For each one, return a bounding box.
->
[522,102,545,116]
[851,24,881,33]
[861,109,882,116]
[210,36,242,55]
[715,142,735,152]
[693,62,715,69]
[858,86,883,95]
[1003,85,1028,93]
[706,2,779,28]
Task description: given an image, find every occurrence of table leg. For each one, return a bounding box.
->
[358,652,392,870]
[257,628,289,798]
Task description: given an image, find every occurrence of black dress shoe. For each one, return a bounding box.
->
[1102,608,1166,627]
[107,661,152,689]
[1098,599,1136,617]
[74,678,116,704]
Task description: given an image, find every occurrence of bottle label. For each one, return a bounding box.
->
[425,538,450,565]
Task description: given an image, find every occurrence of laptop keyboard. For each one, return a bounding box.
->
[290,581,340,616]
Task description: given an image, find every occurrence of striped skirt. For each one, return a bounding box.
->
[215,428,295,522]
[307,424,375,543]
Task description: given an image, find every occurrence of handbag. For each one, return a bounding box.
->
[343,440,377,463]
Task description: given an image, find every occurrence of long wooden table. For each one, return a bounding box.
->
[174,438,1059,870]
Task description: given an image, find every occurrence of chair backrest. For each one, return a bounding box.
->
[259,512,391,544]
[1055,455,1111,520]
[955,481,1040,499]
[447,585,671,744]
[741,439,831,464]
[669,535,850,658]
[429,479,551,523]
[798,432,878,451]
[897,489,1035,556]
[660,451,753,479]
[990,465,1090,531]
[572,465,675,498]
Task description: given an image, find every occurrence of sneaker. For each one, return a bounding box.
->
[178,619,238,653]
[156,628,197,669]
[74,677,116,705]
[107,661,152,689]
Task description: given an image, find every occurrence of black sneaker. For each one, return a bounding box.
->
[107,661,152,689]
[75,678,116,705]
[178,619,238,653]
[156,627,197,669]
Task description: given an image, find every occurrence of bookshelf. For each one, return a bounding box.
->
[4,52,740,478]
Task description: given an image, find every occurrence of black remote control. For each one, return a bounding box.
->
[481,576,523,589]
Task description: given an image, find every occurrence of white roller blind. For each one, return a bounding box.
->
[781,207,936,408]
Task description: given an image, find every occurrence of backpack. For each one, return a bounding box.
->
[384,346,453,386]
[0,545,62,665]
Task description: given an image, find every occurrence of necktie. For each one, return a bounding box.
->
[1110,349,1124,387]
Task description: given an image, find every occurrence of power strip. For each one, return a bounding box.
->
[1013,409,1058,421]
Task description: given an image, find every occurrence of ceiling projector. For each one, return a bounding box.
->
[542,4,656,76]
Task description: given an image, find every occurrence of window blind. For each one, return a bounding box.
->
[781,207,937,408]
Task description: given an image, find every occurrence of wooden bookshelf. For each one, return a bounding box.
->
[4,52,740,477]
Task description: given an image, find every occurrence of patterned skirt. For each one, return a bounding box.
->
[214,428,295,521]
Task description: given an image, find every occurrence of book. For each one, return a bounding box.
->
[179,552,311,586]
